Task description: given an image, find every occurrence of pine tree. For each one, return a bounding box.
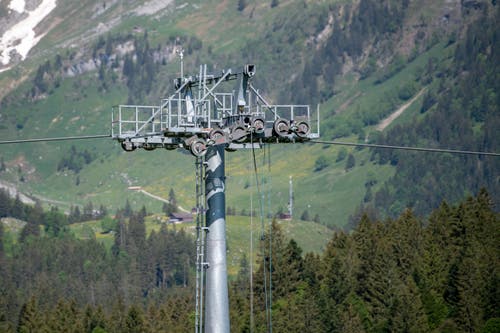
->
[82,305,107,333]
[11,194,25,220]
[339,301,367,333]
[237,0,247,11]
[321,232,359,331]
[128,212,146,253]
[83,201,94,221]
[124,305,146,333]
[345,153,356,171]
[47,299,83,333]
[17,297,45,333]
[123,199,133,217]
[168,188,177,213]
[19,222,40,242]
[0,189,11,218]
[111,214,126,256]
[389,277,429,332]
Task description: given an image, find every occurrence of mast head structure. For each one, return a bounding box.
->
[111,64,319,155]
[111,62,320,333]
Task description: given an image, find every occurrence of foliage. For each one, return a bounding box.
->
[229,190,499,332]
[314,155,329,172]
[57,145,95,174]
[345,154,356,171]
[336,147,348,162]
[0,200,195,331]
[237,0,247,12]
[370,7,500,218]
[161,188,178,216]
[0,187,498,332]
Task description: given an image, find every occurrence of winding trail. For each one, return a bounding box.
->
[376,87,427,131]
[129,187,190,213]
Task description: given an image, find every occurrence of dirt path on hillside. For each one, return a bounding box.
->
[129,187,190,213]
[376,87,427,131]
[336,92,362,114]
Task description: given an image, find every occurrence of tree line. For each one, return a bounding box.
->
[0,199,194,332]
[230,189,499,332]
[0,188,498,332]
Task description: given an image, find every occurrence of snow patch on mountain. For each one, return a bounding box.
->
[8,0,26,13]
[133,0,173,16]
[0,0,56,69]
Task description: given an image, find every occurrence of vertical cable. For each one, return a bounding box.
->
[249,137,254,333]
[266,144,273,333]
[250,133,270,332]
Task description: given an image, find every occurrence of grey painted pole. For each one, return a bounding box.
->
[204,145,230,333]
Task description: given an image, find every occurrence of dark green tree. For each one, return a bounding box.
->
[314,155,329,172]
[345,154,356,171]
[237,0,247,11]
[17,297,45,333]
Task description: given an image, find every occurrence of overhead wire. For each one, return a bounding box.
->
[250,132,272,333]
[0,134,497,157]
[266,142,273,333]
[0,134,111,145]
[308,140,500,157]
[248,133,255,333]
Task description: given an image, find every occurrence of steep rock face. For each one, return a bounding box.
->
[0,0,56,69]
[0,0,177,72]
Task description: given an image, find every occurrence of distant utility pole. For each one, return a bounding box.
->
[112,61,319,333]
[289,175,293,219]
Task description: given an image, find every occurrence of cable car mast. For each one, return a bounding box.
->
[111,60,319,333]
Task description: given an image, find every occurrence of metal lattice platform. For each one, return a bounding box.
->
[112,64,319,156]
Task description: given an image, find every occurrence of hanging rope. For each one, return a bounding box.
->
[248,134,255,333]
[250,133,272,332]
[266,143,273,333]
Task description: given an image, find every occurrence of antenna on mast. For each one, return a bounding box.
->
[176,48,184,79]
[289,175,293,219]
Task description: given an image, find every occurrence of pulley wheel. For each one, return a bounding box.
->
[164,145,177,150]
[190,139,207,157]
[252,118,265,134]
[121,141,136,152]
[230,125,248,143]
[295,121,310,138]
[273,118,289,137]
[209,129,226,144]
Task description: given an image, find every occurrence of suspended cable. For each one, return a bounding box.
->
[248,135,255,333]
[308,140,500,157]
[250,133,272,332]
[0,134,111,145]
[266,143,273,333]
[1,135,497,157]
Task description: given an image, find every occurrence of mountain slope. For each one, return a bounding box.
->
[0,0,498,228]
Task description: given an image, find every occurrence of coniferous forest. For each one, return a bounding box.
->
[0,189,498,332]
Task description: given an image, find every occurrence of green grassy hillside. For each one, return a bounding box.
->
[64,215,333,276]
[1,0,493,229]
[1,41,443,227]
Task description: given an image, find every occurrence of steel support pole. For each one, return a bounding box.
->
[204,145,230,333]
